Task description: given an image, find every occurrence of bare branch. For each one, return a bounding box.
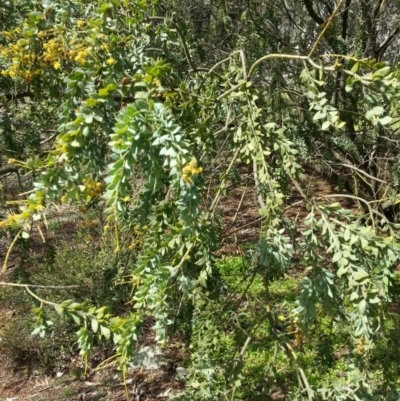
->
[303,0,324,25]
[377,26,400,59]
[0,282,79,289]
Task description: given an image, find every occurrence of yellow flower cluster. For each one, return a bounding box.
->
[0,196,44,229]
[128,225,148,250]
[1,22,123,80]
[72,48,90,65]
[0,34,41,81]
[0,29,91,79]
[294,329,303,347]
[182,158,203,184]
[356,337,364,355]
[42,38,63,64]
[82,177,103,199]
[0,209,31,229]
[81,217,98,229]
[285,317,303,347]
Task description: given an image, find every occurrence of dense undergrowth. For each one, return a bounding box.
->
[2,231,400,399]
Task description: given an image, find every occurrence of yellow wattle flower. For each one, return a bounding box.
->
[182,165,192,175]
[182,174,192,184]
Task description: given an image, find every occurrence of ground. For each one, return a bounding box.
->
[0,166,356,401]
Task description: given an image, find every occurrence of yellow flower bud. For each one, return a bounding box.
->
[182,165,192,175]
[181,174,192,184]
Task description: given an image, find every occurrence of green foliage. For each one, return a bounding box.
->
[0,227,133,373]
[2,0,400,400]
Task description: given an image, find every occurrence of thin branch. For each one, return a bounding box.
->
[308,0,347,57]
[2,230,21,273]
[0,282,79,289]
[253,158,265,209]
[40,131,59,145]
[342,0,352,40]
[0,166,19,177]
[303,0,324,25]
[373,0,386,20]
[377,26,400,59]
[25,286,58,307]
[327,162,389,185]
[280,0,306,34]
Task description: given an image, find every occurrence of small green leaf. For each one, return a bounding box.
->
[71,313,82,324]
[351,63,359,73]
[350,291,359,301]
[372,106,384,115]
[360,237,368,249]
[31,327,41,336]
[372,66,390,79]
[379,116,392,125]
[369,296,380,304]
[313,111,326,120]
[358,299,367,313]
[91,319,99,333]
[353,270,369,281]
[85,114,94,124]
[100,325,111,340]
[106,83,117,92]
[54,305,64,315]
[99,88,109,97]
[332,251,342,263]
[321,120,330,130]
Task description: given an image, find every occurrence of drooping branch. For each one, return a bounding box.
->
[253,158,265,209]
